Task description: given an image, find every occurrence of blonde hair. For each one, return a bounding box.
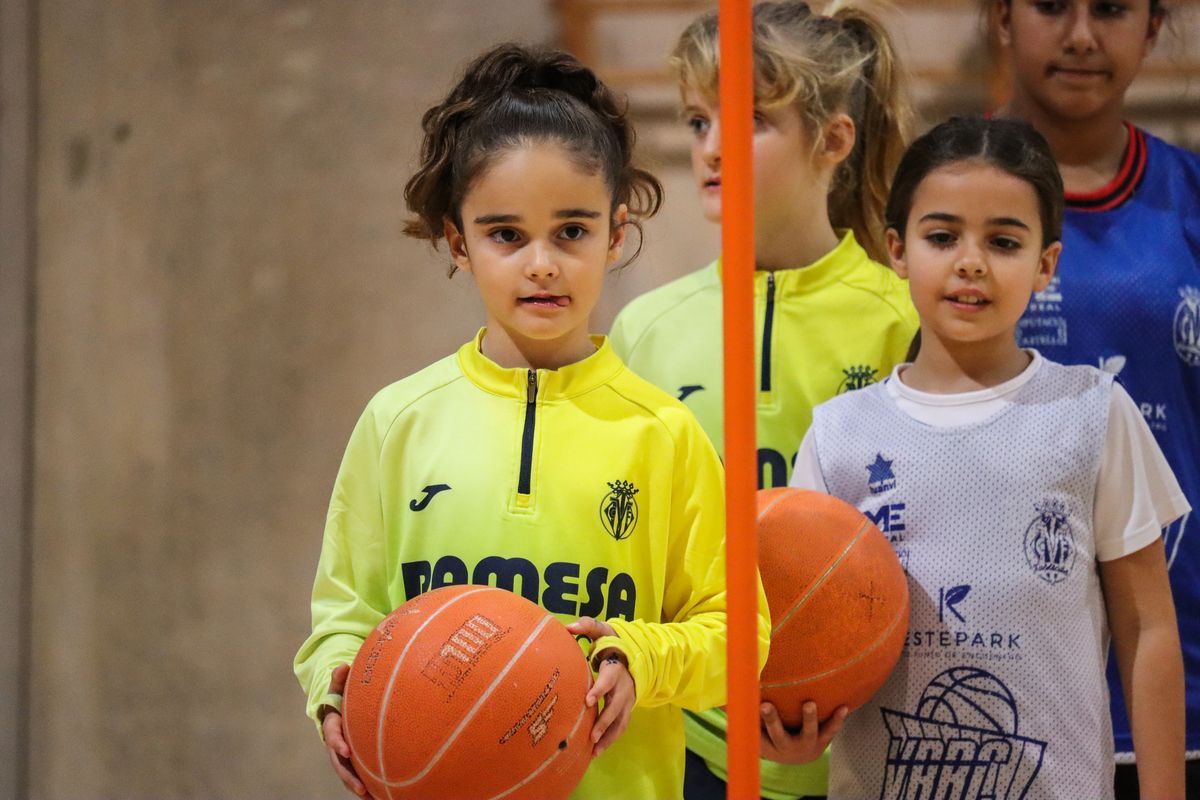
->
[671,1,912,262]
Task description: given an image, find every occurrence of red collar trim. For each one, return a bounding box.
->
[1065,122,1146,213]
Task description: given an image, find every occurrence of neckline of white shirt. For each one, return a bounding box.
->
[884,350,1043,426]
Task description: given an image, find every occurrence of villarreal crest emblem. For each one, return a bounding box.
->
[600,480,639,541]
[1173,287,1200,366]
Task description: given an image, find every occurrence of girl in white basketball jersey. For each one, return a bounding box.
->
[773,116,1186,798]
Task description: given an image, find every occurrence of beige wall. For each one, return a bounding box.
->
[27,2,713,797]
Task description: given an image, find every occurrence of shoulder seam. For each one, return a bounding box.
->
[621,270,718,358]
[378,368,466,450]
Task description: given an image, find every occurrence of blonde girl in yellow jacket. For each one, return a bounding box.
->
[610,3,919,798]
[293,43,770,800]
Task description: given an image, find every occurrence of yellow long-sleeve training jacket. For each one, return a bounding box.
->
[294,329,771,800]
[610,231,917,798]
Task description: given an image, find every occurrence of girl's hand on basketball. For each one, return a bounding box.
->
[566,617,636,757]
[322,664,375,799]
[758,701,848,765]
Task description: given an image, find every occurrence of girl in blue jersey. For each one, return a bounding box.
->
[990,1,1200,793]
[295,43,769,800]
[774,116,1185,798]
[609,4,918,797]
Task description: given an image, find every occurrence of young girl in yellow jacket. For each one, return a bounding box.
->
[294,43,769,800]
[610,3,918,797]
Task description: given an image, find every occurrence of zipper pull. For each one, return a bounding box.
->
[527,369,537,404]
[767,271,775,297]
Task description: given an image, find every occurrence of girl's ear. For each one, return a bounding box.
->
[608,203,629,266]
[886,228,909,278]
[820,113,856,168]
[993,0,1013,47]
[1145,9,1163,49]
[1034,240,1062,294]
[444,217,473,275]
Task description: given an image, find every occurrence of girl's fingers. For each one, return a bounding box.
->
[323,713,351,759]
[328,748,366,796]
[328,663,350,693]
[759,703,790,751]
[586,665,616,707]
[818,706,850,747]
[799,701,819,741]
[592,682,634,755]
[593,706,630,756]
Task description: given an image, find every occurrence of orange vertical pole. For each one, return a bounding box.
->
[718,0,759,798]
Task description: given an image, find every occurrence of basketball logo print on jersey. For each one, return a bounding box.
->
[880,667,1046,799]
[1023,500,1076,584]
[1173,286,1200,366]
[600,480,639,541]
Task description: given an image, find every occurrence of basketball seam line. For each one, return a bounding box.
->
[350,586,492,795]
[760,593,907,689]
[488,687,593,799]
[756,491,792,524]
[770,518,871,637]
[381,614,555,789]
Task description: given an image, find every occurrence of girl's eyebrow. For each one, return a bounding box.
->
[918,212,1031,231]
[989,216,1031,230]
[474,209,601,225]
[918,212,961,224]
[474,213,520,224]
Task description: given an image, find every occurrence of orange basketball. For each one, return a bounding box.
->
[757,487,909,727]
[342,585,596,800]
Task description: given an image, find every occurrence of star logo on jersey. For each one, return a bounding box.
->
[409,484,451,511]
[1023,499,1077,584]
[866,453,896,494]
[599,480,639,541]
[677,384,705,401]
[1172,286,1200,366]
[838,364,878,394]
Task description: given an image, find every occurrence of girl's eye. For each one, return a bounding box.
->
[1033,0,1066,14]
[687,116,709,136]
[560,224,587,241]
[992,236,1022,251]
[925,231,956,248]
[1092,2,1128,18]
[489,228,522,245]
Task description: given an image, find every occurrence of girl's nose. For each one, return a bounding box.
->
[1063,5,1099,54]
[954,256,987,278]
[702,120,721,168]
[526,242,560,279]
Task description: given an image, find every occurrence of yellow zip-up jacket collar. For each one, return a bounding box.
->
[610,231,918,798]
[295,329,770,800]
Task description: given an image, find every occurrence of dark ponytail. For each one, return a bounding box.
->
[404,43,663,272]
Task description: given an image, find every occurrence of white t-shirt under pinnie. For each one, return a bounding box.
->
[792,350,1187,562]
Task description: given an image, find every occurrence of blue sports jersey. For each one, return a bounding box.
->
[1017,125,1200,758]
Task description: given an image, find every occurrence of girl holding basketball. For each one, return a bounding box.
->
[990,1,1200,793]
[779,116,1185,798]
[294,43,769,800]
[608,2,918,796]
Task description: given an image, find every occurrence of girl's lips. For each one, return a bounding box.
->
[944,294,991,313]
[1049,66,1109,80]
[520,295,570,308]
